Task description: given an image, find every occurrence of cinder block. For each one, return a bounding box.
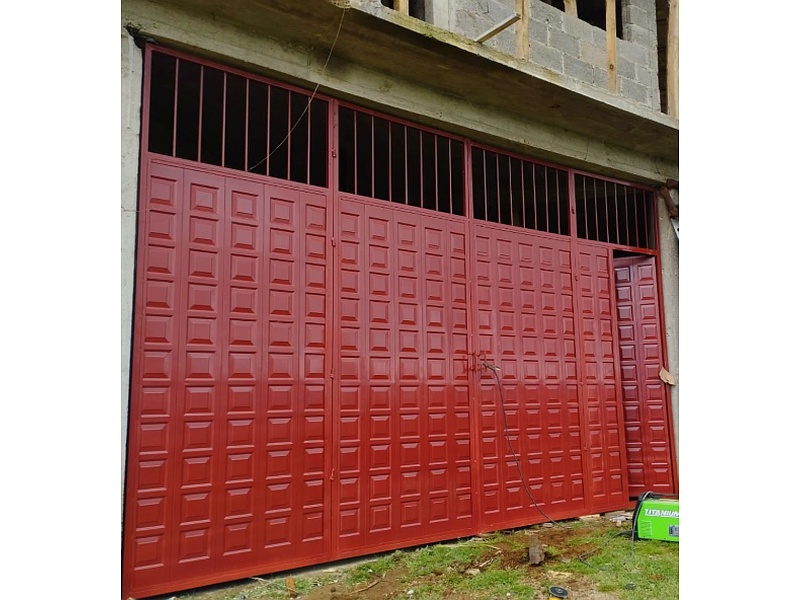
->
[619,76,650,105]
[579,39,607,69]
[626,23,656,48]
[531,0,564,31]
[593,66,608,89]
[618,38,648,65]
[549,27,579,56]
[563,13,595,40]
[616,56,636,80]
[529,40,564,73]
[564,54,595,83]
[529,18,548,44]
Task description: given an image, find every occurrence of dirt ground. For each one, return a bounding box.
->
[166,516,644,600]
[298,524,619,600]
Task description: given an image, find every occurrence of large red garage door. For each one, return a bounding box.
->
[123,46,674,599]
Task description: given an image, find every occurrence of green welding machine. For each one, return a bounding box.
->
[631,492,679,542]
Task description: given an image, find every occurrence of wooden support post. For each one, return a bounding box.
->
[606,0,618,93]
[515,0,529,59]
[564,0,578,17]
[667,0,679,118]
[394,0,409,16]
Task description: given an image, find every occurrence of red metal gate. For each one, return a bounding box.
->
[124,45,674,600]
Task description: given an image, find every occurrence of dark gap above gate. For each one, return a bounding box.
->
[147,50,328,187]
[471,146,570,236]
[338,106,465,217]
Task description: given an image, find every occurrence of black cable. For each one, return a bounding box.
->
[481,361,563,527]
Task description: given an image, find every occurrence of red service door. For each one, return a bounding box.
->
[614,254,677,497]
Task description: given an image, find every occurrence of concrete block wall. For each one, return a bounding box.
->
[443,0,661,110]
[618,0,660,110]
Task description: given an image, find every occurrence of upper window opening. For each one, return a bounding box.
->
[575,173,655,250]
[381,0,426,21]
[147,49,328,187]
[471,147,570,236]
[542,0,623,39]
[338,106,465,217]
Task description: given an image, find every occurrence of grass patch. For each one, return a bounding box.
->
[170,520,678,600]
[346,552,400,584]
[561,528,679,599]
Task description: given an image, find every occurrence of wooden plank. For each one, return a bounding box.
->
[564,0,578,17]
[475,13,521,43]
[393,0,408,16]
[667,0,679,118]
[515,0,529,59]
[606,0,618,93]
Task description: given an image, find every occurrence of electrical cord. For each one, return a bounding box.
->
[481,361,564,528]
[247,4,348,173]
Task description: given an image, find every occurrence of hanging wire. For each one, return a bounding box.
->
[247,4,348,173]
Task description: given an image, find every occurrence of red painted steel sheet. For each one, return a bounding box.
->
[614,255,676,496]
[575,244,628,512]
[123,159,332,598]
[473,225,586,528]
[334,196,474,556]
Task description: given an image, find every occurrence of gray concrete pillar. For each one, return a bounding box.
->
[121,26,143,518]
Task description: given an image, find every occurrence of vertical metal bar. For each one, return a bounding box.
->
[307,96,313,184]
[197,65,204,161]
[244,78,250,174]
[434,135,439,212]
[221,72,227,167]
[388,119,393,203]
[447,138,453,214]
[532,163,538,231]
[265,84,271,175]
[172,57,179,157]
[494,153,501,224]
[482,150,488,219]
[604,180,610,243]
[353,108,358,196]
[544,167,550,232]
[371,114,375,198]
[287,91,293,178]
[633,187,640,247]
[614,183,620,244]
[593,177,600,241]
[520,159,527,229]
[404,125,409,205]
[555,169,562,234]
[582,176,589,239]
[419,127,424,208]
[622,189,629,246]
[508,157,514,226]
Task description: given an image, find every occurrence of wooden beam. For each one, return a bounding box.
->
[394,0,408,16]
[564,0,578,17]
[667,0,679,118]
[475,12,521,43]
[515,0,529,59]
[606,0,618,93]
